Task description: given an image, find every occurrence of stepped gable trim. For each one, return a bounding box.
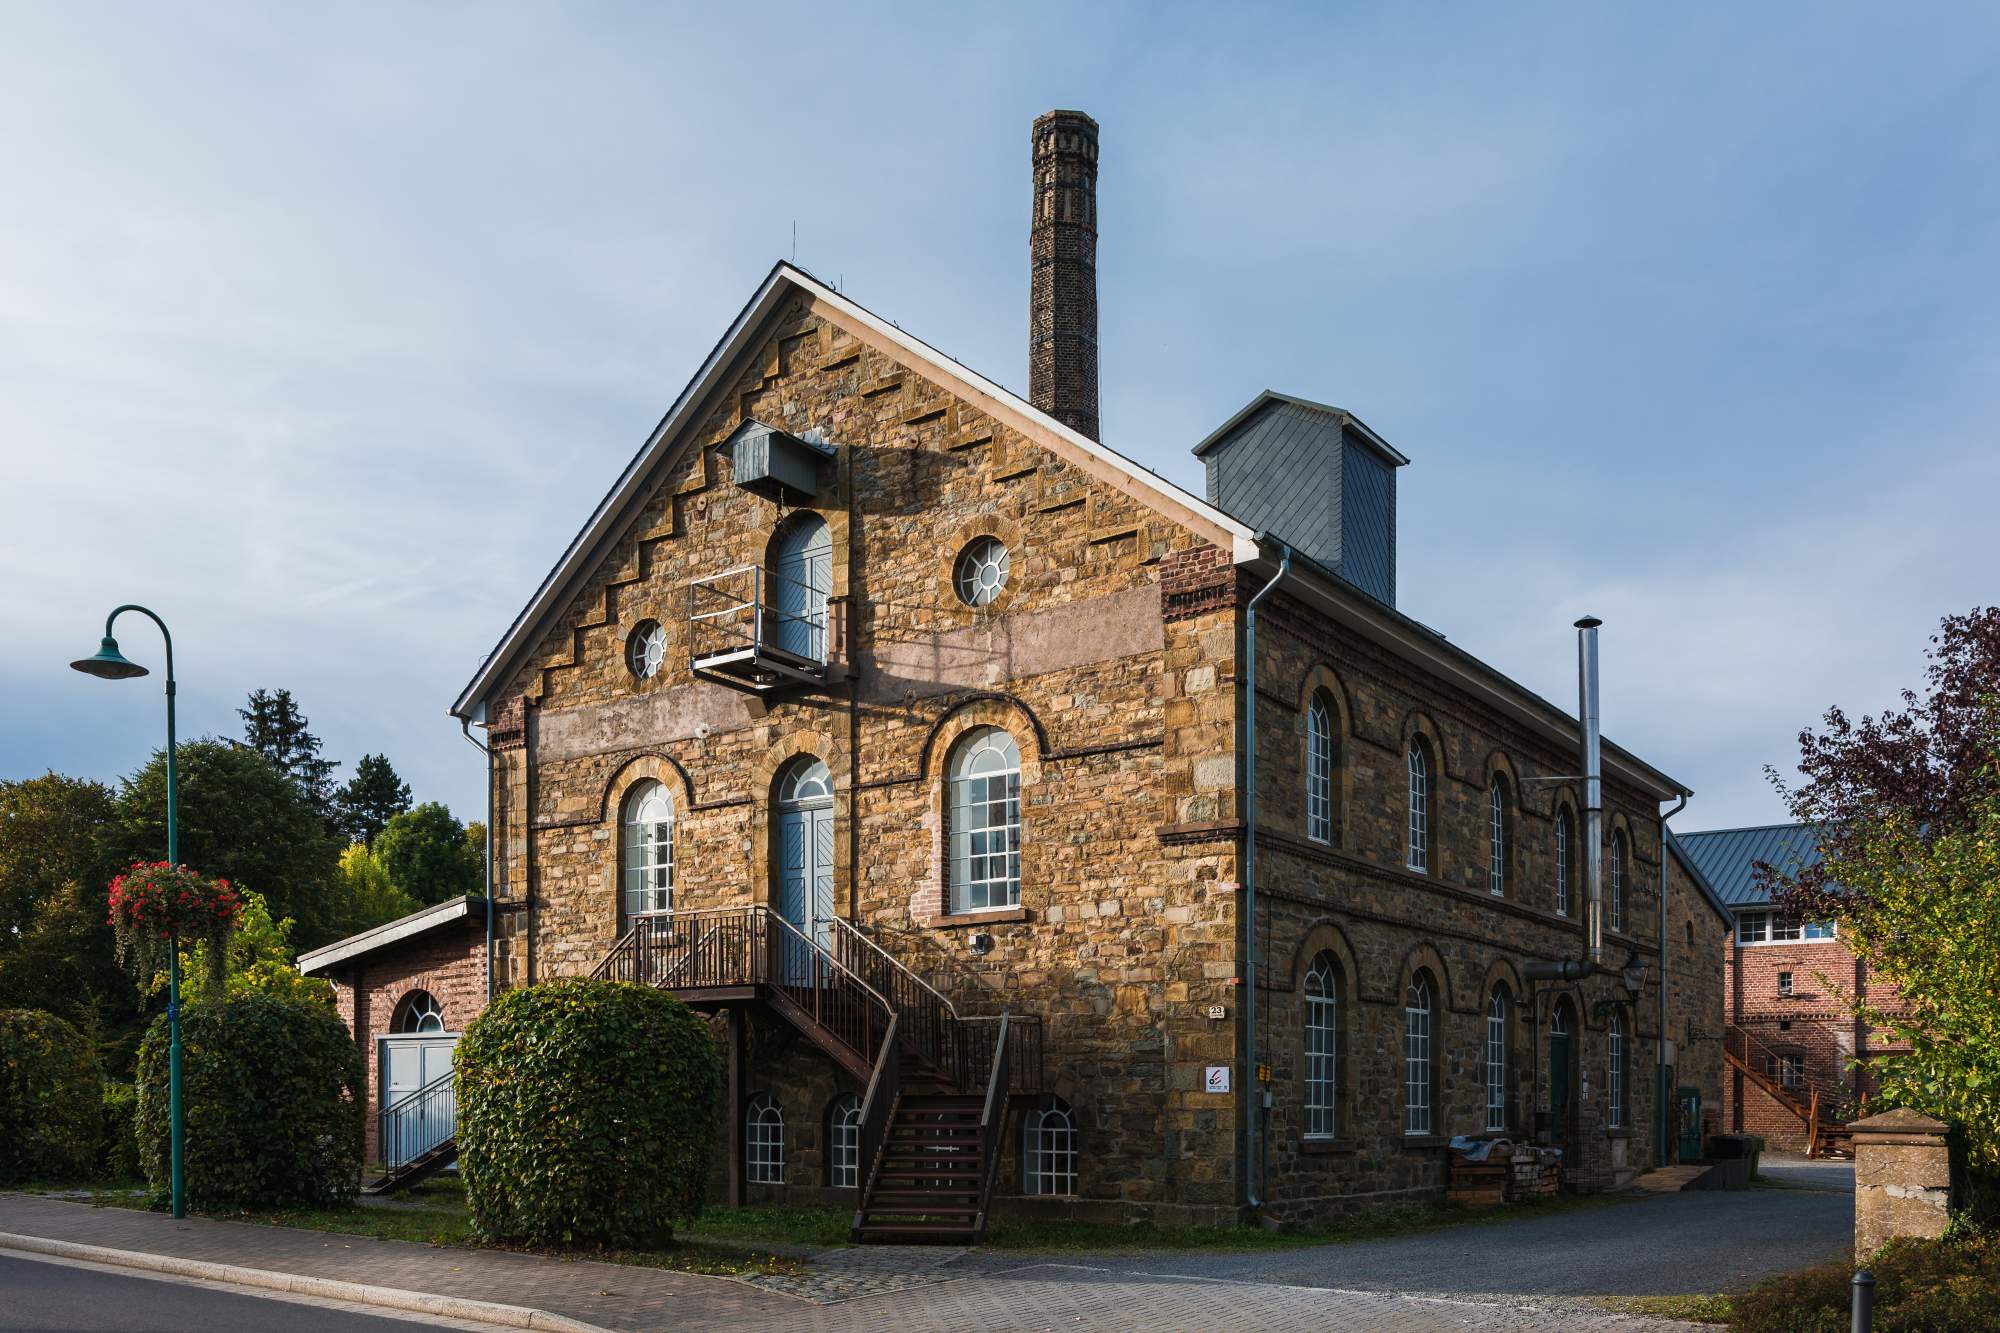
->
[452,262,1257,719]
[299,896,483,976]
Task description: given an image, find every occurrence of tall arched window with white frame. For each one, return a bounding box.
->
[1303,952,1339,1139]
[947,727,1021,912]
[1610,831,1629,933]
[828,1094,862,1189]
[746,1094,784,1184]
[620,780,673,924]
[1608,1009,1627,1127]
[1405,974,1434,1135]
[1306,693,1335,845]
[1486,986,1510,1132]
[1555,808,1574,917]
[1488,775,1510,896]
[1406,743,1431,873]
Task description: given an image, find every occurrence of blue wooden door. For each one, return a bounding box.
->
[769,516,830,662]
[778,792,833,985]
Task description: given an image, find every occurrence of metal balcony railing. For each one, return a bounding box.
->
[687,564,829,690]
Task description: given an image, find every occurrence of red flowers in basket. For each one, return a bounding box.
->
[107,861,242,982]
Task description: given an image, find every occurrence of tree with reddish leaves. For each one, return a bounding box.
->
[1760,605,2000,918]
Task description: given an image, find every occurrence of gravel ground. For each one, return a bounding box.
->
[1756,1154,1856,1192]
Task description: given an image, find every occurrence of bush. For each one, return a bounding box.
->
[456,978,720,1247]
[99,1081,140,1180]
[1735,1232,2000,1332]
[136,992,363,1209]
[0,1009,101,1183]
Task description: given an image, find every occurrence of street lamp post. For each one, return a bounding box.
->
[71,605,185,1220]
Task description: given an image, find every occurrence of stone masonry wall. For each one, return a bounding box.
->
[1664,852,1727,1150]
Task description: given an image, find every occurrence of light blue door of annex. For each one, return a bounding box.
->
[777,758,835,986]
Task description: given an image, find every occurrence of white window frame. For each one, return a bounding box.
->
[953,536,1012,608]
[1736,909,1837,945]
[1306,695,1334,846]
[1303,953,1338,1140]
[1608,1010,1627,1127]
[1023,1097,1077,1196]
[1777,971,1793,997]
[829,1094,862,1189]
[1555,810,1573,917]
[395,990,445,1034]
[1488,778,1508,896]
[621,780,674,921]
[1485,988,1509,1133]
[1406,745,1430,873]
[1610,832,1627,933]
[947,727,1022,913]
[1405,976,1433,1136]
[746,1094,784,1185]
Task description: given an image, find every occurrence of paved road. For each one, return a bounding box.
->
[1032,1187,1853,1298]
[0,1252,483,1333]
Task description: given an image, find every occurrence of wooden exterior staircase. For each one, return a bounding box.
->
[1723,1024,1855,1159]
[591,905,1041,1243]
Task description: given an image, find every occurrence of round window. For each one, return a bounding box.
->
[953,537,1011,608]
[626,620,665,679]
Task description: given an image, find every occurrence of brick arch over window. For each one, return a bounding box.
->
[597,756,696,943]
[1394,942,1455,1014]
[1296,665,1354,848]
[916,703,1044,923]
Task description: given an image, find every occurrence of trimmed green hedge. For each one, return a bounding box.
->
[457,978,720,1247]
[136,993,363,1209]
[99,1082,140,1180]
[0,1009,101,1183]
[1735,1232,2000,1332]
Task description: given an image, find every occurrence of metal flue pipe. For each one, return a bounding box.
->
[1528,615,1607,984]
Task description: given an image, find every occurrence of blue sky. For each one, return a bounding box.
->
[4,3,1996,832]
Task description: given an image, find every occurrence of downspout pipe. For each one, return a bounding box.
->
[1657,791,1688,1163]
[1527,616,1606,984]
[1241,538,1291,1213]
[460,716,495,1003]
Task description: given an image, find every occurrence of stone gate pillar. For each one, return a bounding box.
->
[1851,1108,1952,1257]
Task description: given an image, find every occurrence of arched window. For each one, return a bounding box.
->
[394,990,444,1034]
[1302,952,1340,1140]
[621,780,674,922]
[947,727,1021,913]
[1022,1095,1077,1196]
[746,1094,784,1185]
[1488,775,1510,896]
[1405,974,1434,1135]
[1610,831,1629,933]
[1406,743,1431,873]
[1608,1010,1627,1127]
[1305,693,1335,845]
[828,1093,862,1189]
[1555,808,1574,917]
[1486,986,1511,1132]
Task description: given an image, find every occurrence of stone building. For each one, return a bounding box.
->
[314,110,1728,1229]
[1677,822,1905,1153]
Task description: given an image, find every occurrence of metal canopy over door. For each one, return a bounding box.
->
[769,515,830,663]
[379,1035,457,1168]
[776,757,835,985]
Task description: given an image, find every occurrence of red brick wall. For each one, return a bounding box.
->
[327,920,487,1164]
[1724,929,1904,1149]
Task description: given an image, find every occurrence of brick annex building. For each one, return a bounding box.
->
[305,111,1729,1231]
[1676,823,1905,1154]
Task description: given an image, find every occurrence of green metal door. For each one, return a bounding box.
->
[1678,1087,1704,1163]
[1549,1001,1573,1149]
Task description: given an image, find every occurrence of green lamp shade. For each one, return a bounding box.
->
[71,636,148,680]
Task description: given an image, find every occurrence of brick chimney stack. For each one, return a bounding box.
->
[1030,110,1100,440]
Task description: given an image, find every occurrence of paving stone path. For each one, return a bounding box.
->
[0,1192,1785,1331]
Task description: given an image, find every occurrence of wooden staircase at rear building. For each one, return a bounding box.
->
[592,905,1041,1244]
[1723,1024,1855,1159]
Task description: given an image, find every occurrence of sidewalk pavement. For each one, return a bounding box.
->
[0,1193,1705,1332]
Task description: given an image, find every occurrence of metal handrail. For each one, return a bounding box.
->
[826,916,959,1020]
[379,1066,456,1171]
[687,563,830,665]
[971,1015,1011,1239]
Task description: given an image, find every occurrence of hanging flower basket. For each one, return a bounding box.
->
[107,861,242,986]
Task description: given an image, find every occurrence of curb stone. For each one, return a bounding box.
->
[0,1231,611,1333]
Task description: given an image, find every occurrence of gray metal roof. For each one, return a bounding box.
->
[1663,830,1735,925]
[297,895,484,976]
[1673,823,1827,909]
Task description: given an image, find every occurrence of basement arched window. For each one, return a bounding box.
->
[746,1093,784,1185]
[828,1093,862,1189]
[1022,1095,1077,1196]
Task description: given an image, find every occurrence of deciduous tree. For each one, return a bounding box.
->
[375,802,482,906]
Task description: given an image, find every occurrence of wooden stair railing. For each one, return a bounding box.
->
[1723,1025,1855,1158]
